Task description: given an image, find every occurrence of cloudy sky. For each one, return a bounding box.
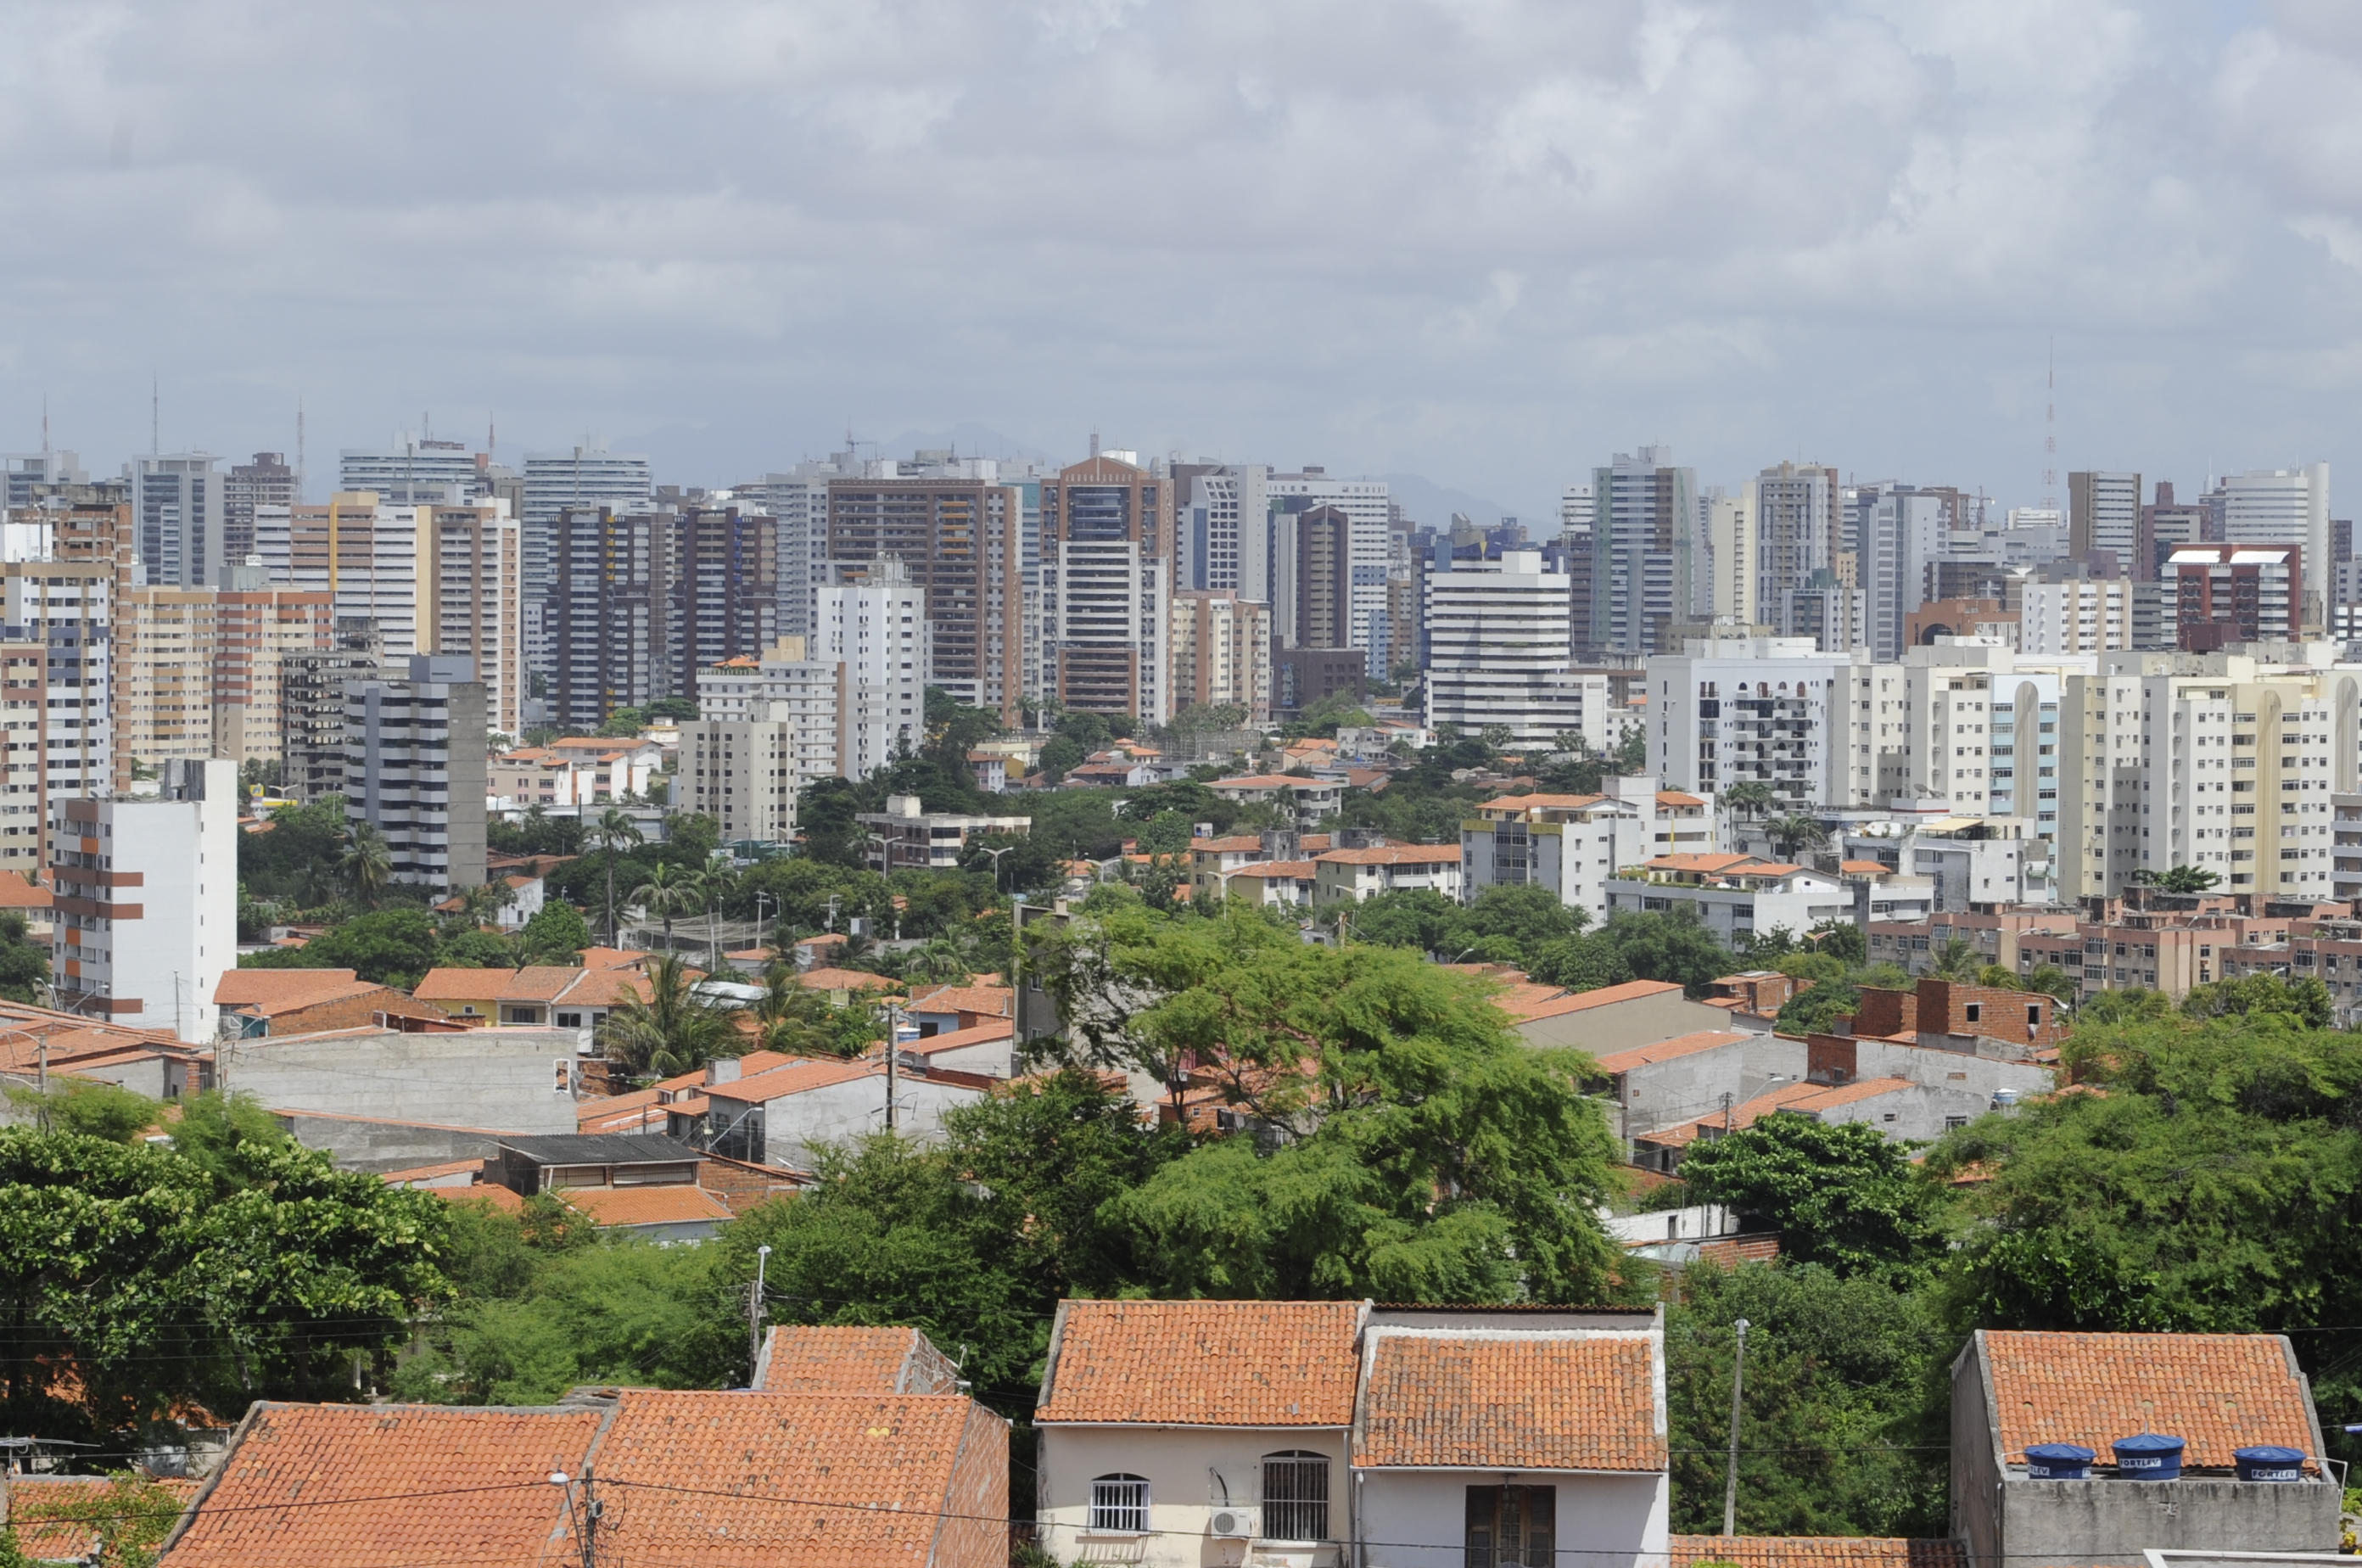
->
[3,0,2359,521]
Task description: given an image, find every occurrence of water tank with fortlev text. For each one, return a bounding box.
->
[2233,1445,2307,1482]
[2112,1433,2186,1480]
[2024,1443,2095,1479]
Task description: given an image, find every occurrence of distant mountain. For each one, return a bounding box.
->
[1378,473,1530,530]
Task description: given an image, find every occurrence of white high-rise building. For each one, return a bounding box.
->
[2220,462,2331,611]
[1648,636,1861,809]
[1589,447,1701,655]
[1266,469,1387,652]
[339,436,480,504]
[49,758,235,1042]
[817,560,929,778]
[128,453,226,588]
[1558,483,1595,543]
[762,472,833,641]
[1423,549,1608,747]
[1181,466,1268,596]
[2,453,88,509]
[523,443,652,674]
[2020,577,2136,656]
[1860,485,1947,659]
[1706,484,1757,624]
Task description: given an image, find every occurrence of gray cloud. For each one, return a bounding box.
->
[0,0,2355,519]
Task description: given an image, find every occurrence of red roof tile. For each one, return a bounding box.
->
[163,1403,604,1568]
[1038,1300,1363,1426]
[1981,1330,2320,1469]
[1498,978,1686,1024]
[214,968,370,1011]
[1669,1537,1966,1568]
[797,966,897,993]
[1355,1331,1665,1471]
[559,1185,734,1228]
[905,982,1014,1018]
[0,871,53,910]
[754,1326,955,1395]
[11,1476,196,1562]
[1591,1029,1755,1074]
[1317,843,1461,866]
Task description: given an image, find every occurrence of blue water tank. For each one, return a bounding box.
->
[2233,1445,2307,1482]
[2113,1433,2186,1480]
[2025,1443,2095,1479]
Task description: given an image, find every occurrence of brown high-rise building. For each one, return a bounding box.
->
[826,478,1022,722]
[225,452,297,568]
[1292,504,1354,651]
[1042,455,1172,721]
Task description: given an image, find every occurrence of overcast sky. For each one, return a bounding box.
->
[4,0,2360,521]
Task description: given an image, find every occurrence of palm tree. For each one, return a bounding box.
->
[630,862,705,954]
[1930,936,1982,981]
[905,938,971,986]
[596,954,732,1080]
[1762,813,1829,864]
[338,822,392,908]
[590,807,643,945]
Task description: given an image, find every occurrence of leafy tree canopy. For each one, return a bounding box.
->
[1681,1113,1945,1281]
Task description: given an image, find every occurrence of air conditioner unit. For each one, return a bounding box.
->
[1207,1505,1259,1539]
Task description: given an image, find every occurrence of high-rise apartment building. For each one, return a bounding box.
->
[1588,447,1700,656]
[817,562,929,776]
[2020,575,2136,656]
[1424,550,1609,748]
[680,706,800,846]
[345,654,488,892]
[826,478,1017,720]
[1041,454,1171,721]
[213,587,333,764]
[2068,471,2143,567]
[1288,504,1354,651]
[50,757,235,1040]
[1265,468,1388,652]
[1558,484,1595,543]
[1647,636,1861,808]
[2055,651,2351,904]
[1168,590,1272,728]
[2,453,90,509]
[2219,463,2331,615]
[113,588,217,783]
[129,453,226,588]
[763,472,834,641]
[1706,485,1757,624]
[1859,484,1947,659]
[339,436,482,504]
[1179,466,1266,596]
[2139,480,2208,579]
[523,443,652,675]
[224,452,297,568]
[0,499,127,826]
[2169,545,2302,651]
[0,638,48,878]
[1756,460,1839,632]
[282,619,384,803]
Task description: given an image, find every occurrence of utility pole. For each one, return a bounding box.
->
[1723,1318,1750,1537]
[748,1244,771,1380]
[884,998,899,1133]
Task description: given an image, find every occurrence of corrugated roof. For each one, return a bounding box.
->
[1038,1300,1363,1426]
[1355,1332,1665,1471]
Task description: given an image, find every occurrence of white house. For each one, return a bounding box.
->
[1033,1298,1669,1568]
[688,1051,990,1170]
[1603,853,1855,944]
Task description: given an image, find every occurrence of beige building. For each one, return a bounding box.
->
[113,587,218,784]
[213,589,332,764]
[2018,576,2135,655]
[681,705,800,845]
[1168,589,1272,727]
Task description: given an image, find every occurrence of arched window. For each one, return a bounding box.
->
[1262,1451,1330,1541]
[1088,1474,1149,1532]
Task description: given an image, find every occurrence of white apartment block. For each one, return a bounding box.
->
[681,706,799,846]
[1590,447,1701,656]
[2068,471,2142,563]
[0,557,114,812]
[1461,776,1718,927]
[1265,469,1388,652]
[339,436,480,503]
[1424,550,1611,747]
[2220,462,2331,608]
[1705,484,1756,624]
[2020,578,2135,656]
[1180,467,1265,595]
[2055,650,2353,904]
[128,453,226,588]
[1558,482,1595,542]
[819,563,928,777]
[51,758,235,1041]
[762,472,832,641]
[1649,636,1859,808]
[1859,486,1946,659]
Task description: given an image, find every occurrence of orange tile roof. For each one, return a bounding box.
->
[409,966,511,1001]
[214,967,372,1011]
[1592,1029,1756,1074]
[0,871,53,910]
[1355,1332,1665,1471]
[902,1019,1015,1056]
[505,965,586,1001]
[1318,843,1460,866]
[1656,790,1707,807]
[1839,859,1893,874]
[1191,834,1266,853]
[1038,1300,1363,1426]
[1481,792,1609,811]
[163,1403,605,1568]
[578,946,651,970]
[590,1389,1005,1567]
[755,1326,939,1394]
[796,966,896,993]
[906,982,1015,1018]
[379,1156,487,1185]
[557,966,651,1008]
[1232,859,1318,878]
[1497,977,1685,1023]
[1669,1537,1966,1568]
[434,1183,525,1212]
[706,1056,885,1106]
[559,1184,734,1228]
[1981,1330,2320,1469]
[1212,774,1335,790]
[1647,852,1766,873]
[11,1476,197,1562]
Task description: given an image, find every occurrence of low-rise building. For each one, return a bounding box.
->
[1314,843,1464,905]
[1033,1297,1669,1568]
[1205,772,1346,820]
[215,968,456,1037]
[856,793,1030,872]
[411,959,651,1032]
[1604,854,1855,945]
[1850,976,2066,1056]
[1461,779,1721,927]
[1481,974,1740,1054]
[691,1050,990,1169]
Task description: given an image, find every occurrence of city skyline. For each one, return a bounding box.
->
[2,2,2359,523]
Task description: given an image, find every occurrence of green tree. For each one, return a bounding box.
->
[630,861,706,952]
[1806,919,1866,965]
[0,1470,192,1567]
[0,910,48,1004]
[1666,1263,1948,1537]
[596,954,735,1078]
[1762,814,1829,863]
[1928,936,1981,981]
[596,706,648,737]
[240,908,443,987]
[338,820,393,907]
[518,899,593,965]
[1679,1113,1944,1280]
[2180,972,2332,1029]
[591,807,644,944]
[1527,933,1634,993]
[238,795,349,904]
[1593,910,1732,996]
[2,1080,157,1143]
[646,696,700,722]
[2154,864,2222,894]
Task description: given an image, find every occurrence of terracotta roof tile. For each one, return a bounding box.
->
[555,967,650,1008]
[409,966,510,1001]
[1355,1332,1665,1471]
[434,1183,525,1212]
[905,982,1014,1018]
[705,1056,885,1106]
[0,871,53,910]
[1318,844,1461,866]
[1497,978,1685,1023]
[1038,1300,1362,1426]
[902,1019,1015,1056]
[505,965,586,1002]
[1982,1330,2319,1469]
[214,968,368,1010]
[1591,1029,1755,1074]
[163,1403,604,1568]
[379,1157,487,1186]
[796,966,897,993]
[11,1476,196,1562]
[1656,790,1707,807]
[1231,860,1319,878]
[1480,792,1609,811]
[1191,835,1266,853]
[1669,1537,1966,1568]
[1212,774,1335,790]
[754,1326,944,1394]
[559,1184,734,1228]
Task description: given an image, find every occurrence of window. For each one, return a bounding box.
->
[1262,1453,1330,1542]
[1088,1475,1148,1533]
[1466,1485,1555,1567]
[1963,1002,1982,1023]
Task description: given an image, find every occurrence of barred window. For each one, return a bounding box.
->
[1262,1451,1330,1542]
[1088,1474,1148,1533]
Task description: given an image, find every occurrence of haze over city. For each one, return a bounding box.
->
[7,0,2362,513]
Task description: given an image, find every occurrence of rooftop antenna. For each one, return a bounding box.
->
[151,375,159,456]
[488,412,495,461]
[41,394,48,456]
[2042,339,2057,516]
[1089,428,1100,458]
[295,395,306,504]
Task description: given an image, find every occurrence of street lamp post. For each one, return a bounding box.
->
[1723,1318,1751,1537]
